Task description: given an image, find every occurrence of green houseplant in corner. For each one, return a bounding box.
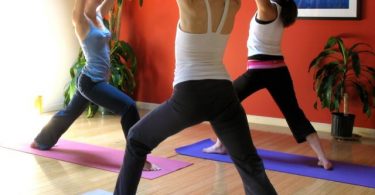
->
[309,36,375,140]
[64,0,143,117]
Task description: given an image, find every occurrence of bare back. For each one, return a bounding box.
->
[177,0,241,34]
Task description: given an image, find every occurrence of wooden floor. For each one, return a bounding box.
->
[1,110,375,195]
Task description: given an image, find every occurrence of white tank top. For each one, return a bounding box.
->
[247,1,284,56]
[173,0,231,86]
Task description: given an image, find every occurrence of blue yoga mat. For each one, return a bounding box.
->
[175,139,375,188]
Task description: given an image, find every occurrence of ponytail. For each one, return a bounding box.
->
[275,0,298,27]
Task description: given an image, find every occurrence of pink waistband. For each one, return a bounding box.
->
[247,59,286,69]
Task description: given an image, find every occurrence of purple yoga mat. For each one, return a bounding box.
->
[175,139,375,188]
[0,139,192,180]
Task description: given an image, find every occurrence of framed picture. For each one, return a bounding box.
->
[296,0,361,20]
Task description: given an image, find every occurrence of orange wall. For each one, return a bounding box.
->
[120,0,375,129]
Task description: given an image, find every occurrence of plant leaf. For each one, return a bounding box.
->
[336,37,348,65]
[309,49,337,71]
[353,82,370,117]
[324,36,338,49]
[86,103,98,118]
[350,52,361,77]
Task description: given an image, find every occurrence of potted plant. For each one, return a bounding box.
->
[64,0,142,117]
[309,36,375,140]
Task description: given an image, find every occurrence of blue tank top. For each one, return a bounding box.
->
[80,15,111,82]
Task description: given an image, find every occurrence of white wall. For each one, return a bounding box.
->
[0,0,80,115]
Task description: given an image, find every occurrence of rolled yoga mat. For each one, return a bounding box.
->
[175,139,375,188]
[0,139,192,180]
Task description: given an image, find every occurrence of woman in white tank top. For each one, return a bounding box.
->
[113,1,277,194]
[203,0,333,171]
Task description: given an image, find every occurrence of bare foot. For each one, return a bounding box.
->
[203,144,227,154]
[143,161,161,171]
[30,141,50,150]
[318,158,333,170]
[30,141,38,149]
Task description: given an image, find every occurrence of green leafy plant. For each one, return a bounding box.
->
[64,0,142,117]
[309,36,375,117]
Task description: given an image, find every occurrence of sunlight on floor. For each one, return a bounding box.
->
[0,148,42,195]
[0,96,51,143]
[0,96,53,195]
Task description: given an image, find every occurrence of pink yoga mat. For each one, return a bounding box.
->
[0,139,192,180]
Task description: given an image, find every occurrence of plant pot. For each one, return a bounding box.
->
[331,112,355,138]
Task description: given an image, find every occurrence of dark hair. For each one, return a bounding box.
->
[275,0,298,27]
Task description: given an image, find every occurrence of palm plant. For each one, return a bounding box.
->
[309,36,375,139]
[309,36,375,117]
[64,0,143,117]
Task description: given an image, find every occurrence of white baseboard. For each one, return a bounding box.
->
[136,101,160,111]
[136,101,375,138]
[246,115,332,133]
[42,101,161,113]
[43,101,375,138]
[247,115,375,137]
[42,102,64,113]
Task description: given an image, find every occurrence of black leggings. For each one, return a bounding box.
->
[34,74,140,149]
[234,67,316,143]
[114,80,276,195]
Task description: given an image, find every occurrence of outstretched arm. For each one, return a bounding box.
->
[72,0,89,41]
[72,0,86,26]
[98,0,115,17]
[254,0,277,21]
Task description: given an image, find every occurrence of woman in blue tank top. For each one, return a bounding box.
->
[203,0,332,170]
[31,0,159,171]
